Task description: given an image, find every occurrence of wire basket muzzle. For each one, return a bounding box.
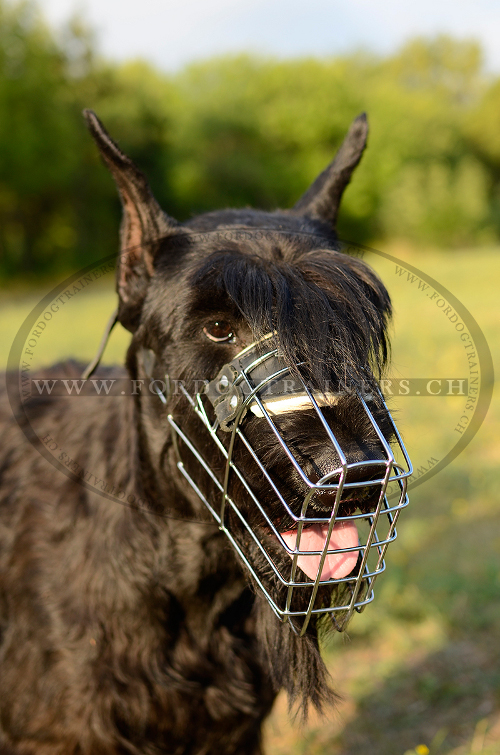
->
[167,335,412,636]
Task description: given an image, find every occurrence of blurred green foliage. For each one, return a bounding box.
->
[1,0,500,282]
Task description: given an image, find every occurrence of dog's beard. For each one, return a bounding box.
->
[236,519,363,714]
[168,394,393,711]
[253,593,338,717]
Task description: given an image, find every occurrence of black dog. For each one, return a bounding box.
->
[0,112,409,754]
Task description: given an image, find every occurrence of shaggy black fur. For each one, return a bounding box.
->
[0,111,393,754]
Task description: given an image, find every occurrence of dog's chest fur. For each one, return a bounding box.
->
[0,364,276,753]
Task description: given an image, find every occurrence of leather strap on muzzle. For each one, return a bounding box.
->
[205,336,336,432]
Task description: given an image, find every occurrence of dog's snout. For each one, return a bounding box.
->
[309,462,387,510]
[304,442,388,516]
[320,459,388,485]
[304,436,387,483]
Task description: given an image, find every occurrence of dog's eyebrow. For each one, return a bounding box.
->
[185,249,391,392]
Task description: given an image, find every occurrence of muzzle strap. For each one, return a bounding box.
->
[205,336,340,431]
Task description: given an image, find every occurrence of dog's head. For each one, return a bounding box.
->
[85,110,411,691]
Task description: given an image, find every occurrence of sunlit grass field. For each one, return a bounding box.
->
[1,246,499,755]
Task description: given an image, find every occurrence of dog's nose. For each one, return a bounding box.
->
[307,450,388,516]
[310,442,387,483]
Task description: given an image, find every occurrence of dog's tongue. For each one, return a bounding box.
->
[280,521,359,581]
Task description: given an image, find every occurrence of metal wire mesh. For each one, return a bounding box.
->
[160,336,412,636]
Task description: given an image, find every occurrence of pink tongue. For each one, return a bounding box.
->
[280,521,360,581]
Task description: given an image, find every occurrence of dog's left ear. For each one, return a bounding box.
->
[291,113,368,230]
[84,109,179,332]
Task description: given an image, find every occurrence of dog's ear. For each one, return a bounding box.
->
[84,109,179,332]
[291,113,368,230]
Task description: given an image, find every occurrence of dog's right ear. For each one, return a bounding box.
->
[84,109,179,332]
[290,113,368,231]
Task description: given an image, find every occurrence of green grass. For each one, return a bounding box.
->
[1,245,499,755]
[0,276,130,370]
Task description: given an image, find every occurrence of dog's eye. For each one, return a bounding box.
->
[203,321,235,343]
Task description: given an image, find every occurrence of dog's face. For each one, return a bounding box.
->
[85,111,410,638]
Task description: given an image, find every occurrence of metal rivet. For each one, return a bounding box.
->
[230,395,238,409]
[219,375,229,390]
